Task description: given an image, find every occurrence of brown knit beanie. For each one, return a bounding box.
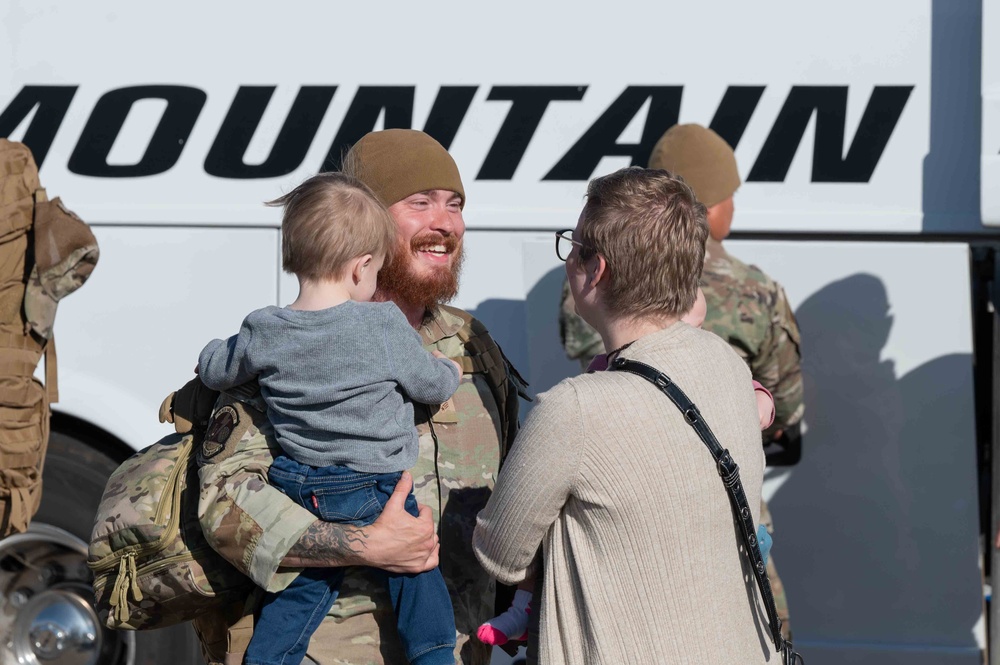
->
[343,129,466,209]
[647,124,740,208]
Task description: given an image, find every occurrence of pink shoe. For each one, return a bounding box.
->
[478,589,532,646]
[477,623,509,646]
[477,622,527,646]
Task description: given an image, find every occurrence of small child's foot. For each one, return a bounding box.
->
[478,623,519,646]
[477,589,531,646]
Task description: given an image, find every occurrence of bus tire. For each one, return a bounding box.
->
[1,429,204,665]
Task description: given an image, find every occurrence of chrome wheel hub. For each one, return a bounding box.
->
[0,524,132,665]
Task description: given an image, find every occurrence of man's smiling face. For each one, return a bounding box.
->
[377,189,466,308]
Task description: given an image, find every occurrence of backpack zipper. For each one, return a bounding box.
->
[98,546,230,625]
[89,442,191,572]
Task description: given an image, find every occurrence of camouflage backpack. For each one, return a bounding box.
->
[87,430,252,630]
[0,139,98,536]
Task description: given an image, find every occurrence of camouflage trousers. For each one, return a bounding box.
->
[768,557,791,641]
[760,498,791,641]
[302,609,490,665]
[193,603,491,665]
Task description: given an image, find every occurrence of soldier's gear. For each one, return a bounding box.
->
[24,193,99,341]
[648,124,741,208]
[343,129,467,209]
[159,375,225,434]
[764,421,803,466]
[0,139,98,536]
[441,304,529,461]
[89,375,261,631]
[87,432,251,629]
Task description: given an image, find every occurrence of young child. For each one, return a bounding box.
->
[477,287,775,647]
[198,173,461,665]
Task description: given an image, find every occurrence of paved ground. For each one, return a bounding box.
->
[491,645,526,664]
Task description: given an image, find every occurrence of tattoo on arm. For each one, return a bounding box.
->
[282,521,371,568]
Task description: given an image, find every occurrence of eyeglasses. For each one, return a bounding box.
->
[554,229,595,262]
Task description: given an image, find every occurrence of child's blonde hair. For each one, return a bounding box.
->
[269,173,397,281]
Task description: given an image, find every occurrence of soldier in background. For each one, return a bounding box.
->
[649,125,804,443]
[0,139,98,537]
[557,124,802,638]
[559,278,604,372]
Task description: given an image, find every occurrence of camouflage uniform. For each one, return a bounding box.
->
[558,279,604,371]
[194,305,522,665]
[700,237,801,638]
[700,238,803,432]
[556,238,802,638]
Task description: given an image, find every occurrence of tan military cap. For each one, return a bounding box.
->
[344,129,465,209]
[648,124,741,208]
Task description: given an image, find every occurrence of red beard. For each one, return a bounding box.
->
[376,232,464,310]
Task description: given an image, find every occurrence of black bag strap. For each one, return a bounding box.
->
[610,356,803,664]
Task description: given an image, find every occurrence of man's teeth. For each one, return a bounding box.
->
[419,245,448,255]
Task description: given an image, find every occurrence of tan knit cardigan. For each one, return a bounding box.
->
[475,323,775,664]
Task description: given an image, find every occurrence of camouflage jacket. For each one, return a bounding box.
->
[558,279,604,371]
[700,238,803,430]
[195,305,523,665]
[557,240,803,430]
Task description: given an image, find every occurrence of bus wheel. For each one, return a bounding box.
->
[0,431,203,665]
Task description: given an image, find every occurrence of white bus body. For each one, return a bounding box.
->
[2,1,996,664]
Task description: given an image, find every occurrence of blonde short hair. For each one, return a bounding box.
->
[578,167,708,318]
[269,173,397,281]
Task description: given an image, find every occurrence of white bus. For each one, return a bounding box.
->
[1,1,997,664]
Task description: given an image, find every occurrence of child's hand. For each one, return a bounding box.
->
[755,390,774,430]
[432,350,463,377]
[752,381,775,431]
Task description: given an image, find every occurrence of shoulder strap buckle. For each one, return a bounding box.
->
[716,451,738,478]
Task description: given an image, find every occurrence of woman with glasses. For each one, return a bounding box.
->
[473,167,774,664]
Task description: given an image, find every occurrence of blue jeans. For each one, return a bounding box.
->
[244,455,456,665]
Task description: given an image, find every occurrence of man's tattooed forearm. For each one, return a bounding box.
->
[286,522,371,566]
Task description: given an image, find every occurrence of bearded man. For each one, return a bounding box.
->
[183,129,524,665]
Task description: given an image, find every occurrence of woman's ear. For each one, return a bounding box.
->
[588,254,608,289]
[351,254,374,285]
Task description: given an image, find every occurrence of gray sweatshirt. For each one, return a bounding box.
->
[198,301,460,473]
